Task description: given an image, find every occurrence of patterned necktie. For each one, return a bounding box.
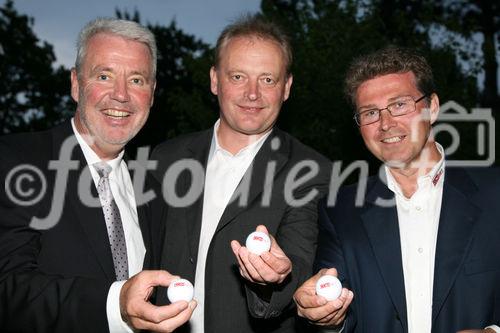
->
[94,162,129,281]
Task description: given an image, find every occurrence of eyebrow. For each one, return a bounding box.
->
[358,95,412,111]
[227,69,279,77]
[89,66,151,79]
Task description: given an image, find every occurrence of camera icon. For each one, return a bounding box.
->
[434,100,495,167]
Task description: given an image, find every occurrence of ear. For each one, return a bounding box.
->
[283,74,293,101]
[70,68,79,103]
[429,93,440,124]
[209,66,218,95]
[150,80,156,106]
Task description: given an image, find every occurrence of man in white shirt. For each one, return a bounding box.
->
[293,46,500,333]
[152,14,331,333]
[0,18,195,333]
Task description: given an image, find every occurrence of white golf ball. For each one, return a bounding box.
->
[245,231,271,255]
[315,275,342,301]
[167,278,194,303]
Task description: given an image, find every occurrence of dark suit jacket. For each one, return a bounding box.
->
[315,166,500,333]
[0,121,165,333]
[151,127,331,333]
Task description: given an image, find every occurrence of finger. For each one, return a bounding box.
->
[321,267,338,278]
[293,273,327,308]
[232,245,259,282]
[156,301,197,332]
[140,301,197,333]
[141,270,180,288]
[255,225,269,234]
[238,247,266,282]
[294,289,328,309]
[233,249,253,281]
[328,289,352,323]
[133,301,189,324]
[260,251,291,275]
[297,301,340,322]
[230,240,241,257]
[247,253,281,282]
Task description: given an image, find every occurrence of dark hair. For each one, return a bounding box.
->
[344,46,435,107]
[214,13,292,76]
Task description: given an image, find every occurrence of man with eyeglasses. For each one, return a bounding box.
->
[293,46,500,333]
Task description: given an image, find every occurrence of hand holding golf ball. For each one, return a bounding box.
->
[230,225,292,284]
[294,268,353,327]
[315,274,342,301]
[167,278,194,303]
[245,231,271,255]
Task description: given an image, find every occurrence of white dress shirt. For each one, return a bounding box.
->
[190,120,272,333]
[71,119,145,333]
[385,142,500,333]
[386,143,445,333]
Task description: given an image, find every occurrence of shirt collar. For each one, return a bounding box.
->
[208,119,273,161]
[386,142,445,196]
[71,117,124,173]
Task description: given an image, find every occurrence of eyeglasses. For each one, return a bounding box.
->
[354,95,428,126]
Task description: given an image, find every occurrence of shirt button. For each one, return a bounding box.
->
[415,206,422,211]
[418,247,424,253]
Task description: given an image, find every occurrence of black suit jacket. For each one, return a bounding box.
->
[315,166,500,332]
[151,128,331,333]
[0,121,165,333]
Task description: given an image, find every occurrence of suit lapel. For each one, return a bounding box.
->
[432,167,479,322]
[184,130,212,261]
[127,156,152,269]
[51,122,116,281]
[361,178,408,331]
[215,129,289,233]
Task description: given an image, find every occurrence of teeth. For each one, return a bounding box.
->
[382,136,403,143]
[104,109,129,117]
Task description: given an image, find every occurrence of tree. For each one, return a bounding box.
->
[430,0,499,109]
[260,0,482,170]
[0,0,72,134]
[116,9,218,152]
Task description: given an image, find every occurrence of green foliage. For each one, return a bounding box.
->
[115,9,218,152]
[260,0,483,169]
[1,0,496,166]
[0,0,72,134]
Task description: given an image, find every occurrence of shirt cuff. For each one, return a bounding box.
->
[486,325,500,332]
[107,280,134,333]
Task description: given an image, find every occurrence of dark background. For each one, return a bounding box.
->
[1,0,498,173]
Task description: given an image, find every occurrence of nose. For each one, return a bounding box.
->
[378,108,396,131]
[245,79,261,101]
[110,77,130,102]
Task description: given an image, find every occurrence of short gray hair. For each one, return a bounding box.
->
[75,18,157,79]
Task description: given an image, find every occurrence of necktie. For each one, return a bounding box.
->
[94,162,129,281]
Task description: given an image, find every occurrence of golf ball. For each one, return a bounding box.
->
[245,231,271,255]
[167,278,194,303]
[315,275,342,301]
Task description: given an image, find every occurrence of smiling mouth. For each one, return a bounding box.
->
[103,109,131,118]
[381,135,405,143]
[239,105,264,112]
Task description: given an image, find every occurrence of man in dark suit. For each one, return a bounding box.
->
[152,15,331,332]
[293,46,500,333]
[0,18,195,333]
